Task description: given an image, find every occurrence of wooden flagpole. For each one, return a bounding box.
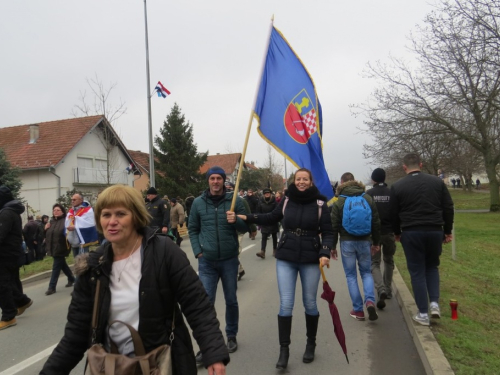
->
[230,16,274,211]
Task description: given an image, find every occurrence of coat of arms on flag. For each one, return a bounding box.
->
[284,89,317,144]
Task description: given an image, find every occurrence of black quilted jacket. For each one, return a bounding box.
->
[40,227,229,375]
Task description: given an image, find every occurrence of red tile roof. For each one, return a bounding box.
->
[200,153,242,175]
[245,162,259,170]
[0,116,104,169]
[128,150,151,174]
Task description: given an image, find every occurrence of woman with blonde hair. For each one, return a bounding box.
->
[41,185,228,375]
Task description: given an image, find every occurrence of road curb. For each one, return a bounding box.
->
[392,266,455,375]
[21,265,75,286]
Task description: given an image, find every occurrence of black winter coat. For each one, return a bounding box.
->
[40,228,229,375]
[0,200,25,262]
[257,195,279,234]
[366,183,396,235]
[45,215,70,257]
[246,184,334,263]
[146,195,170,230]
[244,194,259,213]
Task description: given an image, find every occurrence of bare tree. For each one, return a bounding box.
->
[72,74,127,185]
[355,0,500,211]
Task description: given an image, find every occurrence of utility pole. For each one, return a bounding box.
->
[143,0,155,187]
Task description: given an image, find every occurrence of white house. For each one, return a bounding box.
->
[0,115,140,217]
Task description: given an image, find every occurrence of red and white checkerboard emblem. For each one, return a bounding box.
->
[284,89,317,144]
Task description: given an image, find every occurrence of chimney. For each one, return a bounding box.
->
[29,124,39,144]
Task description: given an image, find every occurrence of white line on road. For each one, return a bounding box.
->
[241,244,255,252]
[0,344,57,375]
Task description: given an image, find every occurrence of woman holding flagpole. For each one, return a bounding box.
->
[234,168,334,369]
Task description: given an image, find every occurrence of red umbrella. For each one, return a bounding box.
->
[320,263,349,363]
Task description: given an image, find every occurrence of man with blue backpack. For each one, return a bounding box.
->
[331,172,381,321]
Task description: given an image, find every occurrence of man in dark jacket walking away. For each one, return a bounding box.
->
[145,187,170,234]
[366,168,396,309]
[189,166,249,364]
[331,173,381,322]
[391,153,454,326]
[0,186,33,330]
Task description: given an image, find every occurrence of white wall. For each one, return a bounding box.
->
[20,128,134,216]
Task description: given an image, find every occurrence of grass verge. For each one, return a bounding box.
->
[395,202,500,374]
[447,188,491,210]
[20,253,75,279]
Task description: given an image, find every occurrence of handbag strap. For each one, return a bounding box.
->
[91,279,101,344]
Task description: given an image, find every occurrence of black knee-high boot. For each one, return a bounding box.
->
[303,313,319,363]
[276,315,292,369]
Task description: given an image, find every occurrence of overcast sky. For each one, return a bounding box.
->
[0,0,434,184]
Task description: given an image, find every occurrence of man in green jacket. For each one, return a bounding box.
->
[189,166,249,362]
[331,172,381,322]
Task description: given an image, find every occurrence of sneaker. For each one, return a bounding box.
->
[366,302,378,321]
[377,291,387,310]
[195,351,203,366]
[17,300,33,316]
[227,337,238,353]
[65,281,75,288]
[45,289,56,296]
[0,318,17,331]
[386,293,393,300]
[413,312,430,326]
[349,310,365,321]
[430,303,441,319]
[238,270,245,281]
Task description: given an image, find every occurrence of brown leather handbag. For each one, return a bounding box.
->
[86,280,174,375]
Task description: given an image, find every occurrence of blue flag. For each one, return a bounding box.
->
[253,27,333,201]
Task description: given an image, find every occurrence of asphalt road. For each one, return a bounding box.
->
[0,233,425,375]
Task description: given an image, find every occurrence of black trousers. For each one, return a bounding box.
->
[0,262,30,321]
[261,232,278,251]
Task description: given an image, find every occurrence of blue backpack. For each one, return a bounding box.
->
[340,193,372,236]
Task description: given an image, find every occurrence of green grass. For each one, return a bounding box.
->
[395,212,500,374]
[20,253,75,279]
[448,188,490,210]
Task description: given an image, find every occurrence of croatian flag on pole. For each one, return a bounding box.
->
[155,81,171,98]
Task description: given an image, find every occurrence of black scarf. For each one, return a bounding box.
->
[286,183,326,204]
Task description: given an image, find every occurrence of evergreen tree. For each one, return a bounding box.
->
[154,103,208,199]
[0,147,22,199]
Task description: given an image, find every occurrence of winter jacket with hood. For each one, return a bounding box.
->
[246,183,334,263]
[330,180,381,249]
[40,227,229,375]
[0,186,25,262]
[188,189,249,260]
[45,214,71,257]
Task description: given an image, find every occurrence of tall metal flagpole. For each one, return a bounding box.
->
[230,16,275,211]
[143,0,155,187]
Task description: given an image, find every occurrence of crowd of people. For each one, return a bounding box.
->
[0,152,455,374]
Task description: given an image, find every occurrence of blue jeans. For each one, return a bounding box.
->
[48,256,75,291]
[340,240,375,312]
[401,230,442,314]
[198,256,239,338]
[276,260,320,317]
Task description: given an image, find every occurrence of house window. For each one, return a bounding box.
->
[77,157,93,168]
[95,159,107,170]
